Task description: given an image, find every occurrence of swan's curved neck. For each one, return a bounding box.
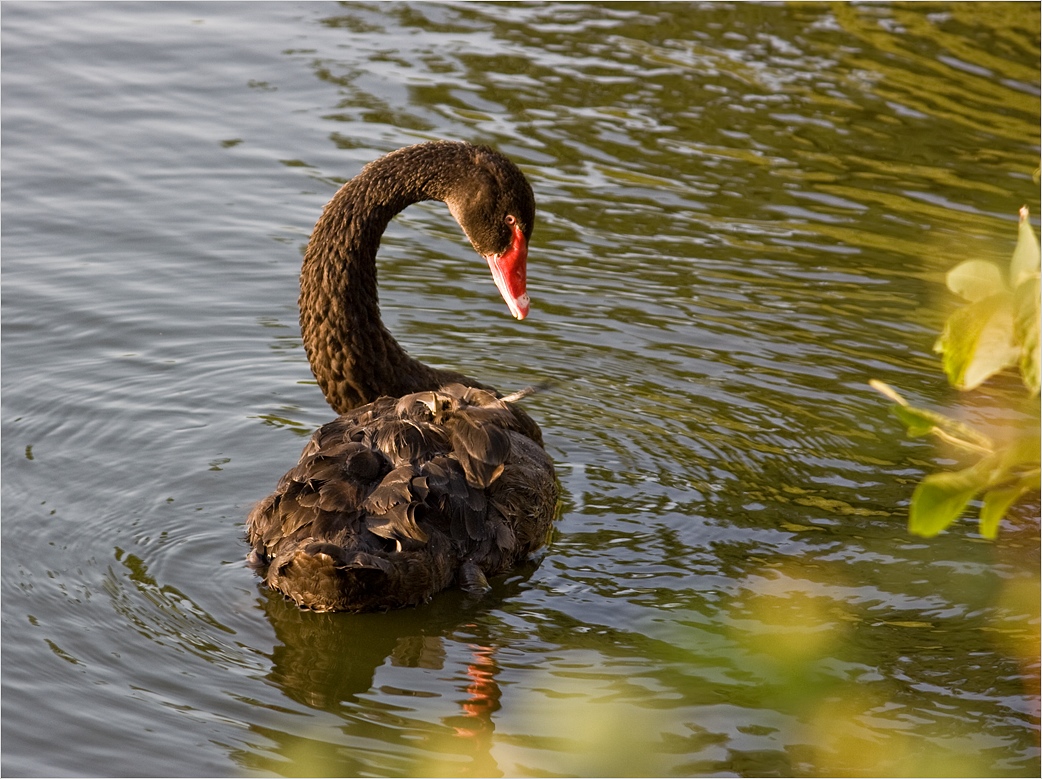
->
[298,147,478,414]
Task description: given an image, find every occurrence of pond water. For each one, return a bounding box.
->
[2,2,1039,776]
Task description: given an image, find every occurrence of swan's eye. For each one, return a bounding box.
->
[505,215,517,226]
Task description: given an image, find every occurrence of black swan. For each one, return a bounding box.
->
[246,141,558,612]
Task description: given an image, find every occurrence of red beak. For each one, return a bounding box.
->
[485,222,530,320]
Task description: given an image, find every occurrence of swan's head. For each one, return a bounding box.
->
[446,147,535,321]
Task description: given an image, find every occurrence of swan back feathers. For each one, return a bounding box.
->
[247,384,555,612]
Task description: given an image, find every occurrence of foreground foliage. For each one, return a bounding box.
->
[873,206,1041,538]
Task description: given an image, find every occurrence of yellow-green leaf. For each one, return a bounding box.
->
[889,403,993,450]
[869,380,994,451]
[909,468,986,537]
[935,293,1019,390]
[946,259,1007,302]
[979,487,1017,539]
[1010,205,1041,288]
[1013,277,1041,396]
[891,404,943,437]
[979,480,1037,539]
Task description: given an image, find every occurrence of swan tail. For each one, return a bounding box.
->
[265,542,455,613]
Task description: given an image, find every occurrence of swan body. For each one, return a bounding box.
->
[247,141,557,612]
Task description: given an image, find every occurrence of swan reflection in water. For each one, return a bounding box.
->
[106,544,521,776]
[239,573,540,778]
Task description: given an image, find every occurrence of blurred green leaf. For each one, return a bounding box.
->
[889,403,993,451]
[935,293,1019,390]
[1013,277,1041,395]
[909,466,988,537]
[890,403,942,437]
[869,380,994,451]
[946,259,1007,302]
[1010,206,1041,288]
[980,479,1038,539]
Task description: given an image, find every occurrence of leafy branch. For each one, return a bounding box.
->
[872,207,1041,539]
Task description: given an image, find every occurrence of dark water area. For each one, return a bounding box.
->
[2,2,1039,776]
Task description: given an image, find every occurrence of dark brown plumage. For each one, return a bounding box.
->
[246,141,557,612]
